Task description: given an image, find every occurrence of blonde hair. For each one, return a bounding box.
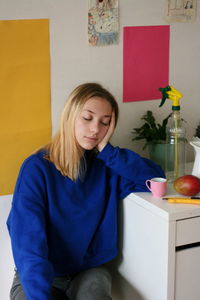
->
[44,82,119,180]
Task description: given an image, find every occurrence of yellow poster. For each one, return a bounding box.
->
[0,19,51,195]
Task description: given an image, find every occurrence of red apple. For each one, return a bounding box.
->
[174,175,200,196]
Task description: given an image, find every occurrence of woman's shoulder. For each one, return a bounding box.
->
[20,149,50,174]
[14,149,54,195]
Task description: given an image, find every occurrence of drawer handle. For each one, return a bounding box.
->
[176,242,200,251]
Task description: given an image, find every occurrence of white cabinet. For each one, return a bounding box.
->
[113,190,200,300]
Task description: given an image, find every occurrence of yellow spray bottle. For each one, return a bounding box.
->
[159,86,187,182]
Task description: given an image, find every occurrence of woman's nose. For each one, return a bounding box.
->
[90,121,100,134]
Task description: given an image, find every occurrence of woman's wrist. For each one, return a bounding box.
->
[97,142,107,152]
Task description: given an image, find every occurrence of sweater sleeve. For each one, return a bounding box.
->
[7,155,54,300]
[97,143,165,199]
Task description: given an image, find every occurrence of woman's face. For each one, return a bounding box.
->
[75,97,113,150]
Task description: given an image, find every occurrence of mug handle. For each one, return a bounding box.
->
[145,180,152,192]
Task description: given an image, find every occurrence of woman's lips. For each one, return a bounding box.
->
[85,136,98,142]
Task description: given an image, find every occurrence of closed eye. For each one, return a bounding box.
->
[101,121,110,126]
[83,117,92,121]
[82,116,110,126]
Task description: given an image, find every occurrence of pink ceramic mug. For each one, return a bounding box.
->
[145,177,167,198]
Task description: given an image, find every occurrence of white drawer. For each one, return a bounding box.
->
[175,246,200,300]
[176,217,200,246]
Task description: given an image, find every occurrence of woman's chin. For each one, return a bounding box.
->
[79,142,97,151]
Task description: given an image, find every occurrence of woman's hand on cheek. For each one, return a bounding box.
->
[97,112,115,152]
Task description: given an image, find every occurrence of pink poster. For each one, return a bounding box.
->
[123,25,170,102]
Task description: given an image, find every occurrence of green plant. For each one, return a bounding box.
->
[132,110,171,150]
[194,123,200,138]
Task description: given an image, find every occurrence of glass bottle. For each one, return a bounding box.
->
[165,109,187,183]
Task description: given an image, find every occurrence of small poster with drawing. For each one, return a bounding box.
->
[166,0,197,22]
[88,0,119,46]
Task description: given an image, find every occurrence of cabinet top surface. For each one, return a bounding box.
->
[126,190,200,221]
[125,162,200,221]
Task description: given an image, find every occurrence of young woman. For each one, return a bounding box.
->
[7,83,165,300]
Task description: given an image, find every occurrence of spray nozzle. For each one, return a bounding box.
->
[159,86,183,110]
[159,86,171,107]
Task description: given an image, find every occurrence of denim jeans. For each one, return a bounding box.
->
[10,266,112,300]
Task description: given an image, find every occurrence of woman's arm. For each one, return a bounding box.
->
[97,143,165,198]
[7,155,54,300]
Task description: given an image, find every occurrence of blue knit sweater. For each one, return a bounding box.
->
[7,143,164,299]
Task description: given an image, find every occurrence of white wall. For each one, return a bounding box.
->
[0,0,199,168]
